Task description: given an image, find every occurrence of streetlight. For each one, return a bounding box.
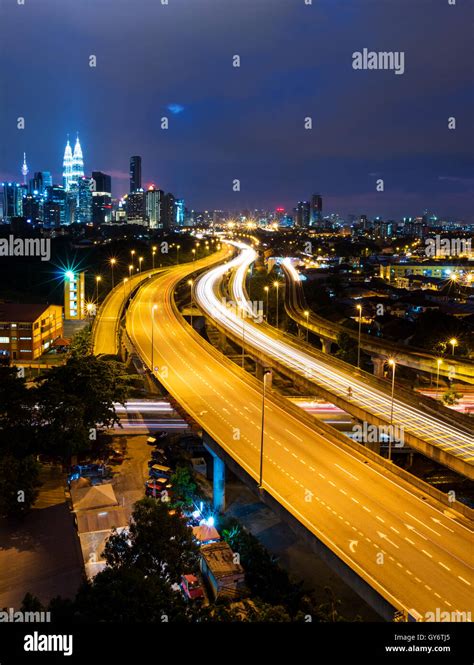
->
[176,245,180,264]
[130,250,135,271]
[123,277,128,299]
[449,338,458,356]
[192,249,196,262]
[258,369,272,489]
[128,264,133,280]
[187,279,193,327]
[388,359,396,461]
[152,247,157,270]
[151,304,157,372]
[110,258,116,289]
[356,304,362,369]
[304,310,309,342]
[264,286,269,321]
[95,275,101,303]
[436,358,442,400]
[273,281,280,329]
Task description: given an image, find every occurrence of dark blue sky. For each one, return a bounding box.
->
[1,0,473,221]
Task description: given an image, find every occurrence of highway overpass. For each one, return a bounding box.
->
[196,243,474,479]
[125,247,473,621]
[281,259,474,385]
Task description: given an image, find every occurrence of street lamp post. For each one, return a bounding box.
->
[192,249,196,262]
[388,359,396,461]
[130,250,135,271]
[151,304,157,372]
[110,258,116,289]
[304,310,309,342]
[123,277,128,299]
[356,304,362,369]
[176,245,180,265]
[152,247,157,270]
[187,279,193,328]
[436,359,442,400]
[449,338,458,356]
[95,276,101,303]
[258,369,271,488]
[264,286,269,321]
[273,281,280,329]
[139,257,143,275]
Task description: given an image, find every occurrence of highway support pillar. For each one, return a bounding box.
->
[321,338,332,354]
[203,442,225,512]
[371,356,385,378]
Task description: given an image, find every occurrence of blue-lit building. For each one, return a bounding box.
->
[2,182,25,221]
[175,198,185,226]
[91,171,112,225]
[45,185,67,226]
[146,185,163,229]
[76,177,93,224]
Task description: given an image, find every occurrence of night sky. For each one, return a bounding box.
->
[1,0,473,221]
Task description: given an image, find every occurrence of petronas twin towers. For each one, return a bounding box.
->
[62,135,84,191]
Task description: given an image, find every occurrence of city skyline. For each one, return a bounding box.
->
[1,0,473,221]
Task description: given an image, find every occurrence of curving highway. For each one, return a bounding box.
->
[126,246,473,620]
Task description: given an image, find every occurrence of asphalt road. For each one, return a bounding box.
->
[126,250,473,619]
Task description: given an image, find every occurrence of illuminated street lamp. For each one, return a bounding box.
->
[273,281,280,329]
[123,277,128,299]
[388,359,396,461]
[304,310,309,342]
[130,250,135,271]
[258,369,272,489]
[152,246,157,270]
[128,264,133,280]
[95,275,102,303]
[192,248,196,262]
[151,304,158,372]
[176,245,181,265]
[356,304,362,369]
[264,286,269,321]
[436,358,442,400]
[449,338,458,356]
[110,258,116,289]
[139,257,144,275]
[187,279,193,327]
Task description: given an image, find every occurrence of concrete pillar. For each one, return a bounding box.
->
[203,441,226,512]
[372,356,385,378]
[321,338,332,354]
[212,454,225,512]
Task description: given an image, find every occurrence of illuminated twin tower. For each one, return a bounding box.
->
[62,135,84,191]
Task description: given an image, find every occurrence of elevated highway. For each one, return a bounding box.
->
[126,247,473,620]
[199,244,474,479]
[281,260,474,385]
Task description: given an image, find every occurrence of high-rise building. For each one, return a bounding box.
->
[127,189,146,224]
[162,192,175,230]
[76,177,93,224]
[310,194,323,226]
[22,194,41,222]
[43,201,61,228]
[91,171,112,225]
[63,139,73,191]
[130,156,142,193]
[2,183,24,221]
[146,186,163,229]
[46,185,67,225]
[294,201,310,227]
[175,198,185,226]
[64,270,86,320]
[71,136,84,187]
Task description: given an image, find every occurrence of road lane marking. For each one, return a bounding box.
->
[334,463,359,481]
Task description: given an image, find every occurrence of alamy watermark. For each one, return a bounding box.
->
[0,235,51,262]
[0,608,51,622]
[425,235,472,258]
[352,422,405,447]
[352,48,405,75]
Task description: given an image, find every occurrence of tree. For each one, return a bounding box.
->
[103,498,200,584]
[170,465,197,508]
[33,355,132,459]
[442,389,463,406]
[68,325,92,357]
[0,454,41,518]
[0,367,36,457]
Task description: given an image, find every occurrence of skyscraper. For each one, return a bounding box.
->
[175,198,185,226]
[295,201,310,227]
[130,156,142,193]
[162,192,175,230]
[76,177,93,224]
[71,136,84,187]
[310,194,323,226]
[63,139,73,191]
[91,171,112,225]
[2,183,24,221]
[45,185,67,225]
[127,189,146,224]
[146,185,163,229]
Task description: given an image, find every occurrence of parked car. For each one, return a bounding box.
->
[68,463,105,484]
[149,464,172,479]
[147,431,169,446]
[145,478,172,500]
[180,574,204,601]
